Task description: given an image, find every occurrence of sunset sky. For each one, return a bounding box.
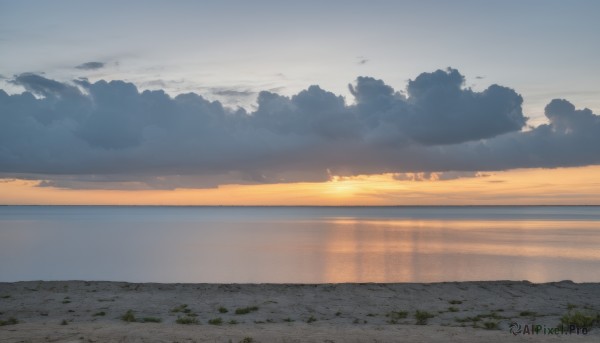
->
[1,0,599,205]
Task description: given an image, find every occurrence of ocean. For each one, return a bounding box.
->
[0,206,599,283]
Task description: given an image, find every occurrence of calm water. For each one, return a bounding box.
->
[1,206,599,283]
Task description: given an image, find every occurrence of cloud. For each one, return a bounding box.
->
[10,73,75,97]
[211,88,255,97]
[393,171,489,182]
[75,62,105,70]
[356,56,369,65]
[0,68,598,189]
[347,69,526,146]
[402,69,526,145]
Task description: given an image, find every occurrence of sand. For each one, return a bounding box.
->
[1,281,599,342]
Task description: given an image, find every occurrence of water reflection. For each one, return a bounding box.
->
[321,219,600,283]
[0,207,599,283]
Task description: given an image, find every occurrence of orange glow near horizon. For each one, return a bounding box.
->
[1,165,600,205]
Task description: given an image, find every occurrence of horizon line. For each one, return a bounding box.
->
[2,204,600,207]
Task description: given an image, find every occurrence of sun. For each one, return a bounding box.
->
[325,175,366,198]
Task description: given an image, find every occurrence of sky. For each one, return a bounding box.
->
[1,0,599,205]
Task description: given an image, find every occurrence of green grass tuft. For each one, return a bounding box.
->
[520,311,536,317]
[235,306,259,315]
[448,307,459,312]
[141,317,161,323]
[449,300,463,305]
[171,304,188,313]
[415,310,434,325]
[121,310,136,322]
[218,306,228,313]
[306,315,317,323]
[0,317,18,326]
[386,310,408,320]
[93,311,106,317]
[484,321,498,330]
[208,317,223,325]
[560,311,598,328]
[176,316,198,324]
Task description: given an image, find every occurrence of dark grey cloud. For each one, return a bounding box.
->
[0,68,598,189]
[393,171,488,182]
[75,62,105,70]
[402,69,526,144]
[356,55,369,65]
[346,70,526,146]
[11,73,74,97]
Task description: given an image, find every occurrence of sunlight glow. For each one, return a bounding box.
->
[1,166,599,205]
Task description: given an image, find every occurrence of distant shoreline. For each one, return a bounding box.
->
[2,204,600,207]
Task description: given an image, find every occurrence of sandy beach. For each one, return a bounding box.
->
[1,281,599,342]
